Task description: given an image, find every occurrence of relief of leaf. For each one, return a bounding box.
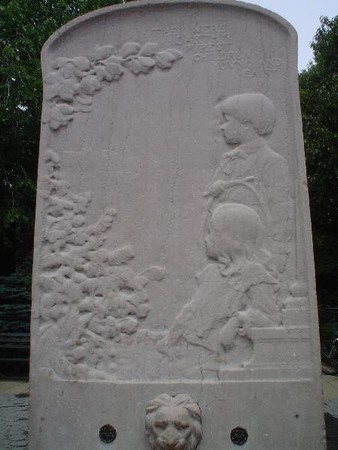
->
[46,85,60,101]
[45,71,60,85]
[58,79,80,101]
[104,55,123,65]
[49,120,62,130]
[137,56,156,73]
[119,317,138,335]
[86,235,106,251]
[73,98,92,113]
[48,104,74,128]
[120,41,141,58]
[78,76,101,95]
[166,49,183,61]
[45,149,61,164]
[154,51,175,70]
[51,57,70,69]
[138,266,167,282]
[64,60,91,80]
[38,275,61,292]
[46,229,66,243]
[126,58,143,75]
[108,246,135,266]
[74,69,92,80]
[139,42,159,56]
[105,209,117,218]
[135,303,150,319]
[134,275,148,288]
[79,298,93,313]
[58,104,74,115]
[89,44,115,62]
[71,56,91,71]
[94,65,114,82]
[104,62,124,80]
[60,62,80,80]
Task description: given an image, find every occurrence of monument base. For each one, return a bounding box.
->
[29,374,325,449]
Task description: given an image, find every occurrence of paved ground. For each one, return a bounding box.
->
[0,394,29,450]
[0,377,337,448]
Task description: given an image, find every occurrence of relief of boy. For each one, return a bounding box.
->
[205,93,290,274]
[167,203,282,364]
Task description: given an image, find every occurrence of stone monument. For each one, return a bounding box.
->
[30,1,325,448]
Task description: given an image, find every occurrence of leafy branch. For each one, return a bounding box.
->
[44,42,183,130]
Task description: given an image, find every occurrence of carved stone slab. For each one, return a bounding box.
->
[30,1,325,449]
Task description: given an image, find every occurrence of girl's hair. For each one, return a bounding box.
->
[211,202,271,268]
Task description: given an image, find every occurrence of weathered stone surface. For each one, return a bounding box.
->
[30,1,325,449]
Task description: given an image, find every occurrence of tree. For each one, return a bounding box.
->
[1,4,337,312]
[0,1,122,337]
[299,16,338,307]
[0,1,123,267]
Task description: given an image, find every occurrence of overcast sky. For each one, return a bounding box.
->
[247,0,337,71]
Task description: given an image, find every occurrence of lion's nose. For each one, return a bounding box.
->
[160,426,180,448]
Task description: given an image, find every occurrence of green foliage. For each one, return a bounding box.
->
[0,262,31,305]
[0,255,32,334]
[299,16,338,306]
[0,4,337,314]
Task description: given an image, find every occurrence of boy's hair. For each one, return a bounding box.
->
[219,93,275,136]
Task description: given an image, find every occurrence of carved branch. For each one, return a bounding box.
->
[43,42,183,130]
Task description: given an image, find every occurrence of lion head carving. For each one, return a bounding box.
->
[145,393,202,450]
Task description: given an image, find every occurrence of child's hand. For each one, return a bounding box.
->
[219,316,240,350]
[204,180,227,197]
[166,323,184,346]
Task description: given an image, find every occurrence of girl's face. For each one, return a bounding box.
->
[205,224,240,260]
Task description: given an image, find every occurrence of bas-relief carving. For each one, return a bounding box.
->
[43,42,182,130]
[31,6,325,450]
[38,150,166,380]
[37,94,309,381]
[162,93,310,375]
[204,93,290,275]
[167,203,282,368]
[145,394,202,450]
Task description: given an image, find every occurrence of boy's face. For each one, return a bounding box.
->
[220,114,251,145]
